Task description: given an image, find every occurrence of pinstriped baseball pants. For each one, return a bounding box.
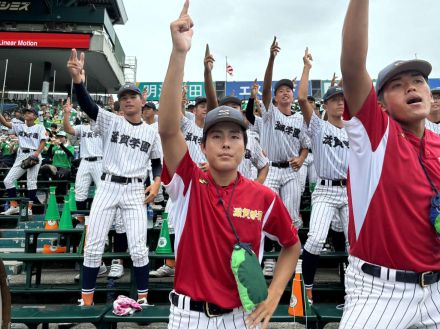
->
[4,151,41,190]
[74,159,102,201]
[340,256,440,328]
[264,166,302,229]
[304,184,348,255]
[83,179,148,268]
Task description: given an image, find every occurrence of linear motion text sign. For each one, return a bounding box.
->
[0,32,90,49]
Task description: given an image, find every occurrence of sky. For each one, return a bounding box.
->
[114,0,440,83]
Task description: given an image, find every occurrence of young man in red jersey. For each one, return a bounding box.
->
[158,1,300,328]
[339,1,440,328]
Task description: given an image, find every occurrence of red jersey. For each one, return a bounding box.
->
[162,150,298,309]
[343,86,440,272]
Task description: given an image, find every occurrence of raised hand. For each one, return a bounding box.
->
[63,97,72,114]
[251,79,260,99]
[270,36,280,59]
[67,48,85,84]
[292,76,297,90]
[204,43,215,72]
[303,47,313,69]
[170,0,194,54]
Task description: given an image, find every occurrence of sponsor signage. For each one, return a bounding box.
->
[137,82,206,101]
[0,32,90,49]
[0,1,30,11]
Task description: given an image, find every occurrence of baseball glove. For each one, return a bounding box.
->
[20,155,39,169]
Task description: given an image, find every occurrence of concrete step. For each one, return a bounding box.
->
[0,237,55,248]
[0,229,25,238]
[18,221,45,229]
[3,260,23,275]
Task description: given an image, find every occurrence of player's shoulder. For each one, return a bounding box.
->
[239,176,277,199]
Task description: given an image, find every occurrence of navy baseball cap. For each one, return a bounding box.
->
[323,86,344,102]
[431,87,440,95]
[219,96,242,107]
[24,108,38,115]
[143,102,157,110]
[274,79,294,95]
[375,59,432,95]
[117,83,142,99]
[194,97,207,107]
[203,106,248,134]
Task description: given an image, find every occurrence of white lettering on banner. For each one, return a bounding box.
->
[147,85,158,98]
[17,40,37,47]
[0,1,30,11]
[239,86,251,96]
[0,40,17,46]
[188,84,202,98]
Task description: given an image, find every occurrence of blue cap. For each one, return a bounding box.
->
[24,108,38,115]
[117,83,141,99]
[274,79,294,95]
[431,87,440,95]
[323,86,344,102]
[375,59,431,95]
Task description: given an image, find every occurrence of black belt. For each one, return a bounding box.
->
[271,161,290,168]
[170,292,232,318]
[361,263,440,288]
[320,179,347,187]
[84,157,102,162]
[21,148,35,154]
[101,173,142,184]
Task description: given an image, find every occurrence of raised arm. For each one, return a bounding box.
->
[0,113,12,129]
[67,49,99,121]
[341,0,372,116]
[297,47,314,125]
[245,79,259,125]
[204,44,218,111]
[262,37,280,110]
[62,98,76,135]
[159,0,193,177]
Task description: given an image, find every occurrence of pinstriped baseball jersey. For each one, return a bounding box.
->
[260,101,311,161]
[249,116,263,137]
[238,130,268,179]
[12,123,46,149]
[93,108,161,179]
[180,115,206,164]
[144,121,162,171]
[307,113,349,180]
[74,125,103,158]
[426,119,440,135]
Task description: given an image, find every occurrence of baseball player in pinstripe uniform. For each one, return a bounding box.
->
[62,99,103,212]
[67,49,162,307]
[261,37,311,229]
[426,87,440,135]
[203,46,269,183]
[0,108,46,215]
[339,1,440,328]
[297,48,349,304]
[159,4,300,328]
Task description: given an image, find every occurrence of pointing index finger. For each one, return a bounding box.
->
[205,43,210,57]
[180,0,189,18]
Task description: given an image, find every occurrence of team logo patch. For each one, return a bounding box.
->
[233,207,263,221]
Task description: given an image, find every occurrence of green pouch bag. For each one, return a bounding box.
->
[231,242,268,311]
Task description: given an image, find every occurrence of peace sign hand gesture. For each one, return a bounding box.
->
[67,48,85,84]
